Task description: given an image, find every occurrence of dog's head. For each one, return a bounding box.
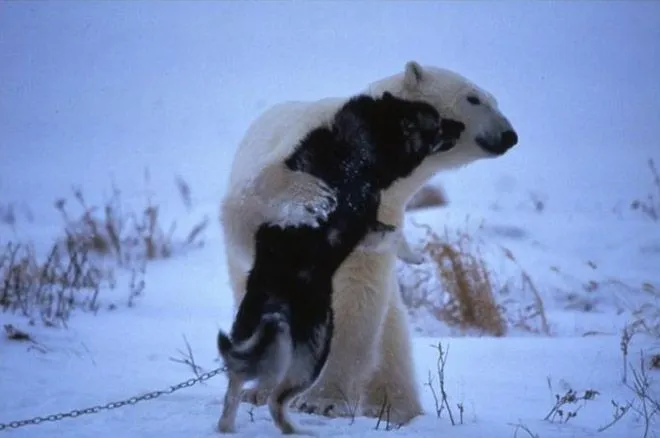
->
[379,92,465,177]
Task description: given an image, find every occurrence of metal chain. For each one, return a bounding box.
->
[0,367,225,432]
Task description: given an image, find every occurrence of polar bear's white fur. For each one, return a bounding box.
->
[220,61,518,424]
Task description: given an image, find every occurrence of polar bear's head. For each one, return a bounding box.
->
[368,61,518,170]
[366,61,519,207]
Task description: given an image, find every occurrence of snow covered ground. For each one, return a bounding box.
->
[1,2,659,438]
[1,200,658,437]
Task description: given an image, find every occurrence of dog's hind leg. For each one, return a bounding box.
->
[241,313,294,407]
[268,380,315,436]
[218,373,244,433]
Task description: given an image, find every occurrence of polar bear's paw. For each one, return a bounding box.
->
[291,395,356,419]
[397,249,425,265]
[395,238,426,265]
[360,402,421,425]
[270,171,337,228]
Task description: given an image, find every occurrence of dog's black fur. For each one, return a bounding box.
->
[217,92,465,434]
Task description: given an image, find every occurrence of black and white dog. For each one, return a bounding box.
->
[217,92,465,435]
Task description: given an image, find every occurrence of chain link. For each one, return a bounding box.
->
[0,367,225,432]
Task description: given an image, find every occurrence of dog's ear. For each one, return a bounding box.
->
[430,118,465,153]
[383,91,395,101]
[439,118,465,140]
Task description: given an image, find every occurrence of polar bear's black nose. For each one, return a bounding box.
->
[501,130,518,149]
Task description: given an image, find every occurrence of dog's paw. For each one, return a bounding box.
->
[273,172,337,228]
[217,418,236,434]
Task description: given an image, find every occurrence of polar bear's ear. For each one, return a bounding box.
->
[404,61,425,89]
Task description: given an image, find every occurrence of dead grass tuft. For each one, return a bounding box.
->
[401,221,506,336]
[543,380,599,424]
[0,202,33,229]
[499,247,550,335]
[425,342,461,425]
[0,203,17,228]
[651,354,660,370]
[428,226,506,337]
[0,240,113,326]
[626,353,659,438]
[632,282,660,340]
[508,422,540,438]
[4,323,33,342]
[55,174,207,265]
[1,173,208,326]
[620,282,659,386]
[398,219,548,336]
[631,158,660,221]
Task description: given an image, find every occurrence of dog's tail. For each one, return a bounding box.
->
[217,309,290,379]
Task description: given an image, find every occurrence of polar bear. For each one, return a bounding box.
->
[220,61,518,425]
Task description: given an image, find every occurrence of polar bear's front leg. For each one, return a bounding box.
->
[361,271,423,424]
[252,162,337,228]
[290,253,392,419]
[359,222,426,265]
[358,221,396,252]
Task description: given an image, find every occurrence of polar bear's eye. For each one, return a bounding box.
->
[467,96,481,105]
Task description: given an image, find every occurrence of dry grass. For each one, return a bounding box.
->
[398,220,549,336]
[0,202,33,229]
[1,174,208,326]
[631,158,660,221]
[651,354,660,370]
[169,334,205,378]
[499,247,550,335]
[543,379,599,424]
[426,224,507,337]
[606,351,660,437]
[4,323,33,342]
[631,282,660,340]
[55,175,208,265]
[425,342,461,424]
[0,240,112,326]
[0,203,17,228]
[619,281,659,386]
[398,221,506,337]
[508,422,540,438]
[625,353,659,438]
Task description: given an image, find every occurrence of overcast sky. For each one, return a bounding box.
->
[1,1,659,215]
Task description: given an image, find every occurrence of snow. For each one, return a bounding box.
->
[1,1,659,438]
[1,202,658,437]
